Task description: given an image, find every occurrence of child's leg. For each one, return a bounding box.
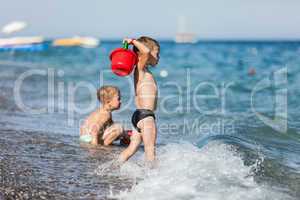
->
[102,123,123,146]
[137,116,157,162]
[118,132,142,163]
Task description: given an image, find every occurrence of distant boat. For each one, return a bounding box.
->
[52,36,99,48]
[174,16,197,44]
[0,43,47,52]
[1,21,27,34]
[0,36,46,51]
[0,36,43,46]
[175,33,197,44]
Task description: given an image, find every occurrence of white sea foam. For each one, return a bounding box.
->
[108,141,293,200]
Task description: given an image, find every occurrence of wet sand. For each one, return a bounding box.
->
[0,128,132,200]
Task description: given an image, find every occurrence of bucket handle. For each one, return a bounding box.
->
[123,41,129,49]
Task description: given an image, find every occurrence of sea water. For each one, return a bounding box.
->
[0,41,299,199]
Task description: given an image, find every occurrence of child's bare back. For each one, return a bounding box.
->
[80,108,112,143]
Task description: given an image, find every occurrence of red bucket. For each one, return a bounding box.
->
[110,42,137,76]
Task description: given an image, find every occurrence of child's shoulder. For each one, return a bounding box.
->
[88,108,110,122]
[98,108,112,120]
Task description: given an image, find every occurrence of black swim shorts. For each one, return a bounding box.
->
[131,109,156,132]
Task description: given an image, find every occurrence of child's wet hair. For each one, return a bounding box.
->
[133,36,160,53]
[97,86,119,104]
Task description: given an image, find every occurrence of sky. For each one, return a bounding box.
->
[0,0,300,40]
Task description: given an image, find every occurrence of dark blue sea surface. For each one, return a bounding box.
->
[0,41,299,199]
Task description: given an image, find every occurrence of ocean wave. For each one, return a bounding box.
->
[107,141,294,200]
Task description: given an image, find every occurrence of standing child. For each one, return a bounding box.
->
[118,36,160,164]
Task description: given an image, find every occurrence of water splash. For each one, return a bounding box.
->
[109,142,294,200]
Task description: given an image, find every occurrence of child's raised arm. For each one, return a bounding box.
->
[123,38,150,71]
